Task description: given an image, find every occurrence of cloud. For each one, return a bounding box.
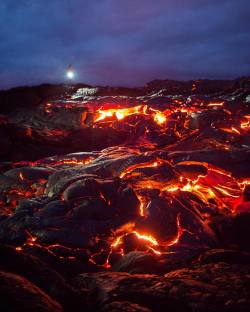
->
[0,0,249,88]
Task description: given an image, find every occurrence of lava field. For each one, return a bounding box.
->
[0,78,250,311]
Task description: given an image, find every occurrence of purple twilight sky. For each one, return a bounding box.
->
[0,0,250,89]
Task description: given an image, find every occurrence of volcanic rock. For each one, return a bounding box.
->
[0,271,62,312]
[74,262,250,312]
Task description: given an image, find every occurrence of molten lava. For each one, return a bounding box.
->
[92,105,168,127]
[3,89,250,270]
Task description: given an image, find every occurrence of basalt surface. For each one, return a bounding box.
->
[0,79,250,311]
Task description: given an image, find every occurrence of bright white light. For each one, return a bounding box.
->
[67,70,74,79]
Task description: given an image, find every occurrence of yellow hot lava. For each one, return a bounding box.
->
[93,105,167,126]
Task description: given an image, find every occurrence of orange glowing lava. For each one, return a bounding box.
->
[207,102,224,107]
[92,105,168,127]
[119,159,162,178]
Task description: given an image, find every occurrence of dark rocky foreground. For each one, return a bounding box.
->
[0,78,250,311]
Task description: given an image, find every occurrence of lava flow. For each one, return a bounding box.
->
[86,104,169,130]
[0,81,250,274]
